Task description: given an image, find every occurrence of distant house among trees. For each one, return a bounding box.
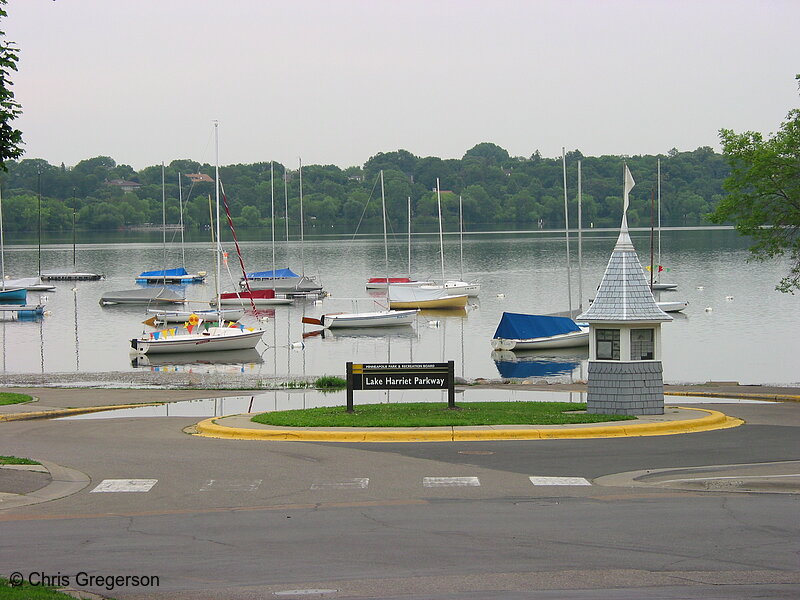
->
[185,173,214,183]
[105,179,141,192]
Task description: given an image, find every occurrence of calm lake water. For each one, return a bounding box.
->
[1,227,798,386]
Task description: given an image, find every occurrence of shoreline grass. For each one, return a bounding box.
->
[0,392,32,405]
[251,401,634,428]
[0,455,41,465]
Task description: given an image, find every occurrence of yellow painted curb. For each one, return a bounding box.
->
[194,407,743,443]
[0,403,163,422]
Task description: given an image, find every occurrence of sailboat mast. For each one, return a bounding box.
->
[380,171,389,281]
[214,122,221,314]
[72,204,76,271]
[271,161,276,276]
[657,158,662,272]
[577,160,583,312]
[0,186,5,289]
[407,196,411,279]
[562,148,573,316]
[178,172,186,269]
[436,178,445,284]
[284,169,289,259]
[458,195,464,281]
[37,170,42,277]
[161,163,167,273]
[299,158,305,276]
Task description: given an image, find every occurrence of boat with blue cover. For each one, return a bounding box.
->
[491,312,589,350]
[136,267,206,284]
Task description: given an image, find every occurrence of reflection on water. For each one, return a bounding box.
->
[58,386,774,421]
[491,349,587,379]
[132,348,264,370]
[1,229,798,385]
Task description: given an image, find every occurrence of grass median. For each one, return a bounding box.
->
[0,392,32,405]
[251,402,634,428]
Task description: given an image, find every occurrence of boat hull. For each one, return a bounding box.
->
[657,300,688,313]
[100,288,185,305]
[389,294,468,309]
[0,288,28,302]
[365,279,433,289]
[41,272,103,281]
[323,310,418,328]
[136,275,206,284]
[130,327,264,354]
[492,328,590,350]
[420,281,481,297]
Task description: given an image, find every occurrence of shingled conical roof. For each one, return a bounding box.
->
[577,166,672,323]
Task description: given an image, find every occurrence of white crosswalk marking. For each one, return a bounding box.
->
[199,479,262,492]
[529,476,592,486]
[91,479,158,493]
[310,478,369,490]
[423,476,481,488]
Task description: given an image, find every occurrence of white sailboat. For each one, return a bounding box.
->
[305,171,419,330]
[419,187,480,297]
[136,165,206,284]
[365,196,432,289]
[130,122,264,355]
[651,158,678,291]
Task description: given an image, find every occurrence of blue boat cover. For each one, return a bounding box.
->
[492,312,581,340]
[138,268,189,277]
[494,358,580,379]
[246,268,299,278]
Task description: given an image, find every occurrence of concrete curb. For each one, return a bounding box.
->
[665,390,800,402]
[0,403,163,422]
[0,460,90,510]
[193,407,743,443]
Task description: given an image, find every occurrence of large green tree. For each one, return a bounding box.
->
[0,0,23,171]
[710,76,800,293]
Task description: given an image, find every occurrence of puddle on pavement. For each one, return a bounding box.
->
[56,388,772,420]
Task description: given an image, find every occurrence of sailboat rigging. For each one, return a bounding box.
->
[129,121,265,354]
[303,170,418,329]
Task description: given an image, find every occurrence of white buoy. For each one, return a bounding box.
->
[291,341,305,349]
[427,320,440,328]
[314,299,323,305]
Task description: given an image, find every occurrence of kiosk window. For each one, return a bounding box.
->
[596,329,620,360]
[631,328,655,360]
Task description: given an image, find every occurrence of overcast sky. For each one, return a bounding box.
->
[5,0,799,171]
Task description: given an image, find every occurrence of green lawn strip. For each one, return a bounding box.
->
[0,456,41,465]
[251,402,634,428]
[0,577,86,599]
[0,392,33,405]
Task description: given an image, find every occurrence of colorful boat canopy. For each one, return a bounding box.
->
[138,267,190,277]
[246,268,299,278]
[493,312,581,340]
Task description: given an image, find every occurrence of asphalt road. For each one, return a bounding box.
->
[0,389,798,599]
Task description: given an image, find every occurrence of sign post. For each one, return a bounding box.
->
[345,361,456,412]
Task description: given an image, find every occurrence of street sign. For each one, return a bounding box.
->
[345,361,455,411]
